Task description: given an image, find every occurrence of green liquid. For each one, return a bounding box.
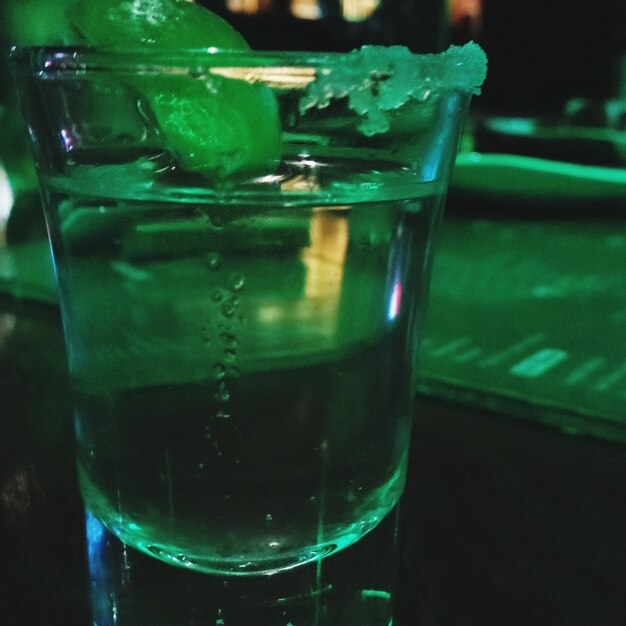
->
[44,168,442,574]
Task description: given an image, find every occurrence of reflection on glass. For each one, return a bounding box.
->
[211,66,317,88]
[0,165,14,247]
[302,209,349,299]
[387,280,402,321]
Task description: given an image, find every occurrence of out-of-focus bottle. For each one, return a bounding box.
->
[449,0,482,44]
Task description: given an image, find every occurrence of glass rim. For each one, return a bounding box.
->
[9,42,487,95]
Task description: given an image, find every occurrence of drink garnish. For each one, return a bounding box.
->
[68,0,282,179]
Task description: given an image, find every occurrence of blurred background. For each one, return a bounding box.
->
[1,2,626,625]
[1,0,625,243]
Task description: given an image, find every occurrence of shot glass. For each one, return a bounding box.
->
[11,44,485,575]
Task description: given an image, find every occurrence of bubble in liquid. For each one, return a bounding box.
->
[205,252,221,270]
[215,381,230,402]
[221,303,235,318]
[220,332,237,348]
[201,325,211,345]
[216,410,230,420]
[265,513,273,522]
[207,213,225,230]
[213,363,226,379]
[198,463,204,469]
[229,273,245,291]
[224,348,237,362]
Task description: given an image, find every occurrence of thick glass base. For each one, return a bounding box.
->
[85,493,394,576]
[141,538,338,576]
[86,505,400,626]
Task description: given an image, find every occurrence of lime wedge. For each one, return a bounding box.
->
[68,0,282,178]
[71,0,249,50]
[148,78,282,179]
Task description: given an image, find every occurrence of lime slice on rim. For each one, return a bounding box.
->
[68,0,282,179]
[71,0,250,49]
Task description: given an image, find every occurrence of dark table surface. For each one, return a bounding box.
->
[1,207,626,625]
